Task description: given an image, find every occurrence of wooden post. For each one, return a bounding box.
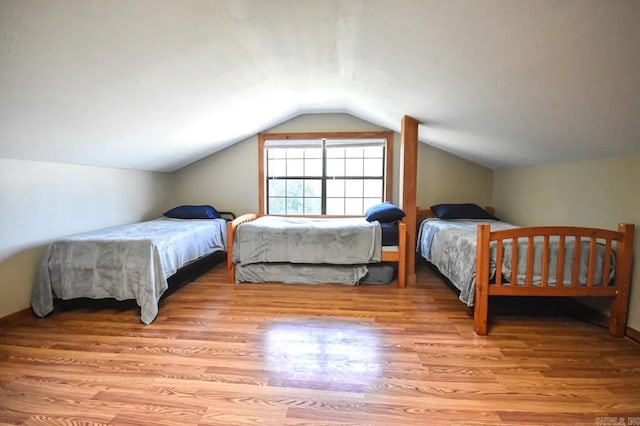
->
[400,115,419,286]
[474,224,491,335]
[609,223,635,337]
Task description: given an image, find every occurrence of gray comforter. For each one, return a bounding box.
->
[232,216,381,284]
[31,218,227,324]
[418,219,615,306]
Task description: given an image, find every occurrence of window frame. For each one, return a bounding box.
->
[258,131,394,216]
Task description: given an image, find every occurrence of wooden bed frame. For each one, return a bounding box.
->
[417,208,635,337]
[227,214,407,288]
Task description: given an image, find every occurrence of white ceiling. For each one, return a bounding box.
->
[1,0,639,172]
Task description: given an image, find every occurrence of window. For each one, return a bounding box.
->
[259,132,393,215]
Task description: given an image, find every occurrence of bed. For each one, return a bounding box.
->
[227,214,406,288]
[31,213,228,324]
[417,204,635,336]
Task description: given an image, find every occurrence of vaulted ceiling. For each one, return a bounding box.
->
[1,0,639,172]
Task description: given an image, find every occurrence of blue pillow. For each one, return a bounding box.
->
[430,203,497,220]
[163,205,220,219]
[365,202,405,223]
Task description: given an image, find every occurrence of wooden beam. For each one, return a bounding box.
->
[400,115,419,286]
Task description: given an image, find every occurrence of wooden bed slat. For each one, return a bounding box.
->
[525,236,534,287]
[510,237,518,286]
[495,240,503,286]
[557,236,565,287]
[572,236,581,287]
[541,235,549,287]
[602,239,612,287]
[587,236,597,287]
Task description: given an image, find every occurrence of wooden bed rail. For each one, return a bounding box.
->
[227,213,258,283]
[474,223,635,337]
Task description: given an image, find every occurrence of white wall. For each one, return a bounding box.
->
[417,143,493,209]
[493,156,640,331]
[0,158,172,318]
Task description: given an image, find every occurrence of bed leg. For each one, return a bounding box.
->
[474,283,489,335]
[474,224,491,335]
[609,223,634,337]
[397,258,406,289]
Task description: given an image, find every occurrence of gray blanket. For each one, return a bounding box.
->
[233,216,381,265]
[31,218,227,324]
[234,263,368,285]
[417,219,615,306]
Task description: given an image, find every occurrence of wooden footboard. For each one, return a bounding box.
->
[474,223,635,337]
[227,215,407,288]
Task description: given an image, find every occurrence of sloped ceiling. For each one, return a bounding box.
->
[1,0,639,172]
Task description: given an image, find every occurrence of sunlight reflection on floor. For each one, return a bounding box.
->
[263,318,382,382]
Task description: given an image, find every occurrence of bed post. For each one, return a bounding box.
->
[401,115,419,286]
[397,222,407,288]
[474,224,491,335]
[609,223,635,337]
[227,220,235,283]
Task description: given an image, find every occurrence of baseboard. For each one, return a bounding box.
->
[627,325,640,343]
[568,299,639,343]
[0,307,33,327]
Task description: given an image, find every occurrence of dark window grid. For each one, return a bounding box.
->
[266,177,323,215]
[267,177,383,214]
[268,196,322,215]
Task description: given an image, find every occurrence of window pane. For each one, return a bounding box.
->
[287,159,303,176]
[268,159,286,177]
[364,158,383,176]
[345,179,363,197]
[326,179,345,197]
[304,159,322,176]
[345,198,363,215]
[286,198,303,214]
[326,198,344,215]
[345,147,363,158]
[363,180,382,198]
[268,148,287,159]
[363,198,380,212]
[269,197,286,214]
[269,179,286,197]
[304,198,321,214]
[304,180,321,197]
[287,180,303,197]
[327,147,345,159]
[286,149,304,159]
[363,146,383,158]
[326,158,345,177]
[304,148,322,158]
[345,159,363,176]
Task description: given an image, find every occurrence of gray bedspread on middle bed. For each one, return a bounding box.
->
[232,216,382,284]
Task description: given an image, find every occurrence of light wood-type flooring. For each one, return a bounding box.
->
[1,260,639,425]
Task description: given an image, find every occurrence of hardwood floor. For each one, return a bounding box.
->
[1,261,639,425]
